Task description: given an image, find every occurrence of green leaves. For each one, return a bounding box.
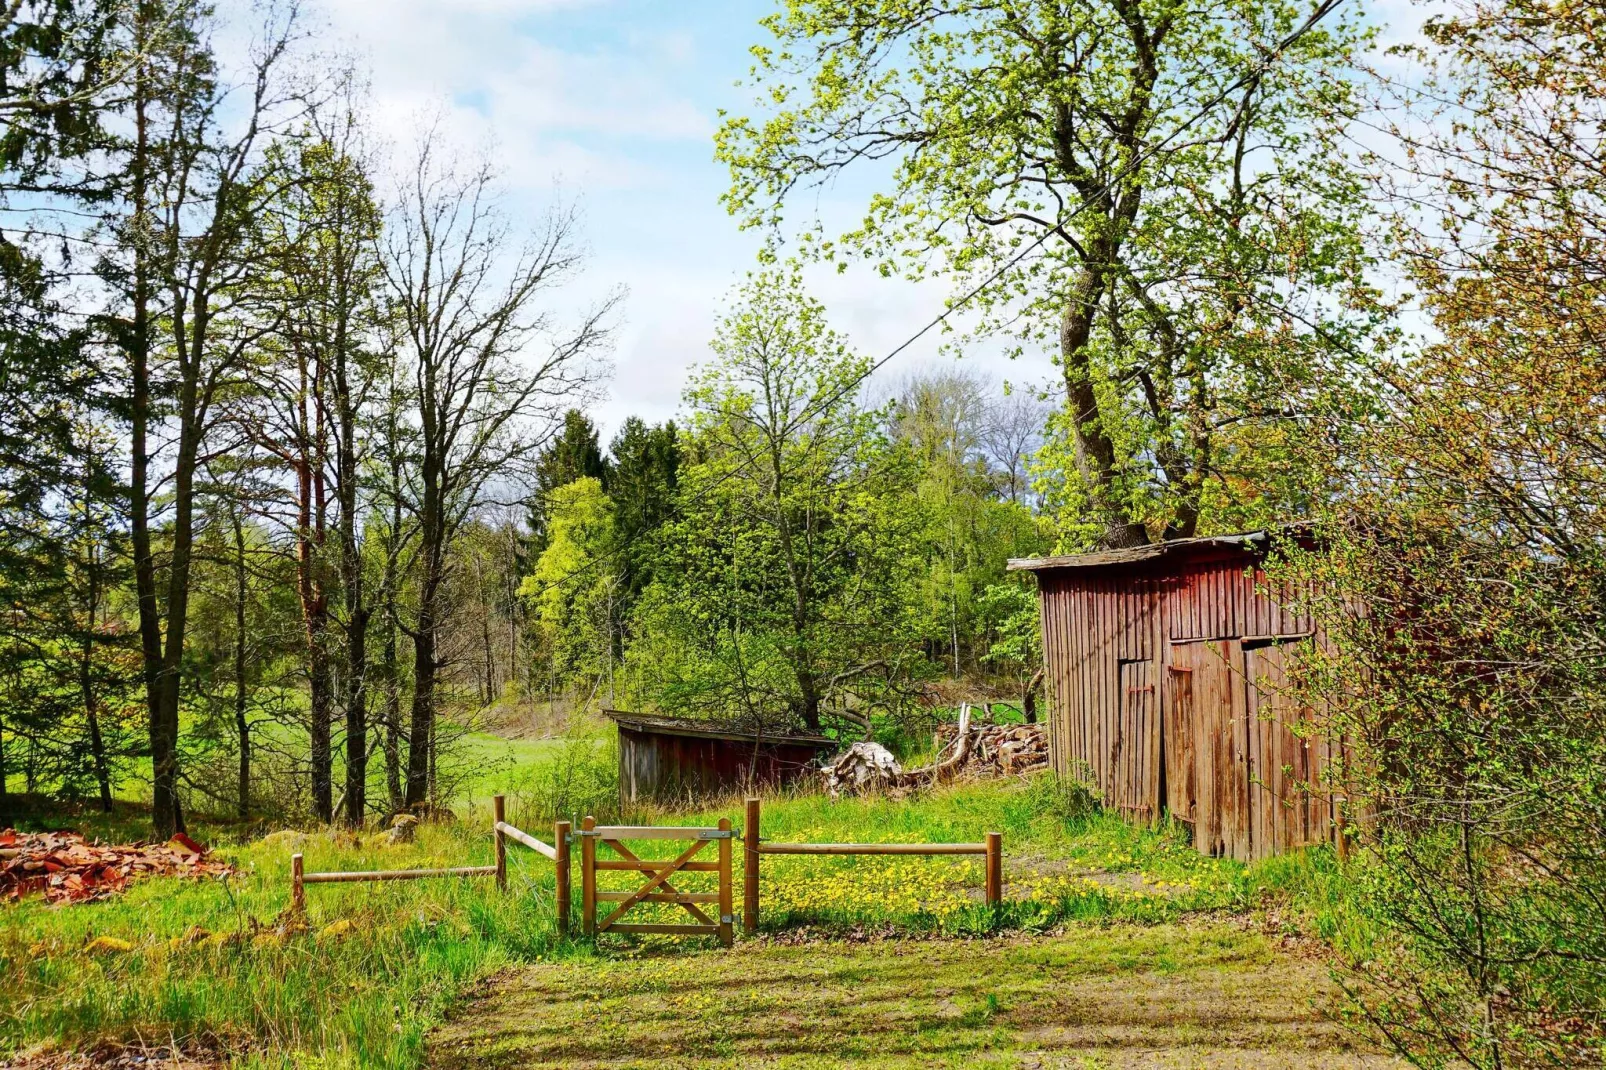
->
[722,0,1383,544]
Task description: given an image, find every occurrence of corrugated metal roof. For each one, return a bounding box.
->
[1006,530,1273,573]
[603,709,835,747]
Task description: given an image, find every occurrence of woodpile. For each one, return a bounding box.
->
[0,828,232,905]
[935,721,1049,777]
[821,741,904,798]
[821,706,1049,797]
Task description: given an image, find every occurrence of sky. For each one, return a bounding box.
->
[312,0,1060,441]
[311,0,1437,442]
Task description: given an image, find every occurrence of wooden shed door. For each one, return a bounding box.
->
[1114,660,1159,823]
[1243,640,1330,859]
[1170,639,1252,860]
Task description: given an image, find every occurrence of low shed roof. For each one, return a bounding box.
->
[603,710,835,748]
[1006,529,1280,573]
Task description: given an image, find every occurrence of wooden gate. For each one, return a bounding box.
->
[578,816,734,946]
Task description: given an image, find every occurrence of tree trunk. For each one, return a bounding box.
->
[233,512,250,819]
[1022,667,1044,725]
[127,33,182,841]
[78,520,113,813]
[405,596,436,809]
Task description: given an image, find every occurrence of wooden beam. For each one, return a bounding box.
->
[554,819,571,936]
[756,843,986,856]
[595,891,721,904]
[985,831,1003,906]
[493,796,507,892]
[743,797,760,934]
[300,865,497,883]
[718,816,734,947]
[606,923,720,936]
[581,816,597,937]
[589,826,736,840]
[496,820,558,860]
[594,859,721,872]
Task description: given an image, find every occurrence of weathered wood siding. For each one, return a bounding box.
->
[1037,546,1339,861]
[616,727,828,807]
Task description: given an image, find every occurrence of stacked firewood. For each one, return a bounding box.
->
[934,721,1049,777]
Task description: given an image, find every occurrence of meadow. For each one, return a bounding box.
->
[1,772,1373,1068]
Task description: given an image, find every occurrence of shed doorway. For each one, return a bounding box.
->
[1164,637,1325,861]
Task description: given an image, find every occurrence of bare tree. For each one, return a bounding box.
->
[381,131,614,809]
[979,388,1054,507]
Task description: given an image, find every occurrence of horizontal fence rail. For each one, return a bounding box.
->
[757,842,989,856]
[495,821,558,860]
[290,795,573,933]
[742,797,1003,933]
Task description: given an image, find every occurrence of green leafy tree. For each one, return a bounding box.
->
[522,477,618,696]
[606,416,680,605]
[719,0,1381,549]
[529,408,609,557]
[631,265,928,734]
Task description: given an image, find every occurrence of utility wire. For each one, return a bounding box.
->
[514,0,1351,605]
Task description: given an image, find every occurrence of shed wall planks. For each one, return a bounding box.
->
[1035,544,1338,861]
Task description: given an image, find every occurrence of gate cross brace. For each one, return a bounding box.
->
[601,838,713,925]
[597,837,709,931]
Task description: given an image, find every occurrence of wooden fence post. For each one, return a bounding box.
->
[743,797,760,934]
[291,852,305,913]
[580,816,596,937]
[554,819,572,936]
[718,816,734,947]
[493,795,507,892]
[984,832,1002,907]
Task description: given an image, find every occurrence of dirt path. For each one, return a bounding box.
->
[427,922,1403,1069]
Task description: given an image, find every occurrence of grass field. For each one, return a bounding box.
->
[0,776,1375,1069]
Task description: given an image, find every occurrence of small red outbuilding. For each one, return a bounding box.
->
[1009,531,1346,862]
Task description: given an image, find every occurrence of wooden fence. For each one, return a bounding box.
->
[289,793,1005,944]
[578,817,735,946]
[291,796,573,933]
[739,796,1002,934]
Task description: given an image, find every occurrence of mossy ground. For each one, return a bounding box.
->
[428,924,1401,1069]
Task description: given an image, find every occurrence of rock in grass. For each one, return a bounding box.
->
[259,829,309,851]
[385,813,420,845]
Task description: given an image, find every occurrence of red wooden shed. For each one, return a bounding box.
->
[606,711,835,807]
[1009,531,1344,861]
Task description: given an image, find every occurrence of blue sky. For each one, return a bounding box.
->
[316,0,1434,442]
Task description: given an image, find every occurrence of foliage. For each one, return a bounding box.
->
[719,0,1385,548]
[521,477,618,692]
[0,777,1262,1067]
[1268,2,1606,1063]
[628,264,930,734]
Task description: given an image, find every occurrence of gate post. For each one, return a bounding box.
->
[580,816,597,936]
[985,831,1003,906]
[291,852,305,913]
[493,795,507,892]
[554,818,572,935]
[717,816,734,947]
[743,797,760,934]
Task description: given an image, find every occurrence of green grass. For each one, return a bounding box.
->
[0,776,1369,1068]
[429,925,1391,1069]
